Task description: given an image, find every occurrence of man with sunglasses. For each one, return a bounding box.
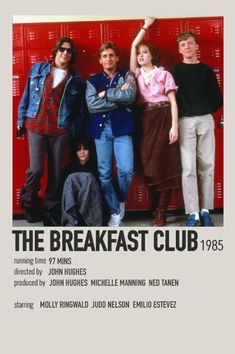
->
[17,37,85,226]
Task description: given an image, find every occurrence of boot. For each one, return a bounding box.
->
[153,189,171,226]
[20,191,44,223]
[150,188,160,219]
[43,204,61,226]
[24,207,44,223]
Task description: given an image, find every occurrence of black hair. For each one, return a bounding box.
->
[70,136,94,163]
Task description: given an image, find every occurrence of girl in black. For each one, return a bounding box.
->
[61,137,103,226]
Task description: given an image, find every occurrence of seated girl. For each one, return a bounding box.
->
[61,137,103,226]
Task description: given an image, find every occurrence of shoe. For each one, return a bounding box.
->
[119,202,125,220]
[43,212,59,226]
[186,214,201,227]
[43,206,61,227]
[152,190,171,227]
[107,213,121,227]
[200,211,215,226]
[24,208,43,223]
[153,210,166,226]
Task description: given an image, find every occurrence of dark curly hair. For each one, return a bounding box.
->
[51,37,76,66]
[135,39,159,65]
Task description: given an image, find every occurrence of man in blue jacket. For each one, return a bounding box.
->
[17,37,85,225]
[86,41,137,226]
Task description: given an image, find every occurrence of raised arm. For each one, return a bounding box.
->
[130,17,156,73]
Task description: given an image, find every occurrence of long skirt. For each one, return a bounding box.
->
[140,106,181,191]
[61,172,103,226]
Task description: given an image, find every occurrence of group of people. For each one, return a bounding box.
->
[16,17,223,227]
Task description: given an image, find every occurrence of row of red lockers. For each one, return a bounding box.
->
[13,16,224,214]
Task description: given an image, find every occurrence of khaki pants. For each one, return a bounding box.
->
[179,114,215,214]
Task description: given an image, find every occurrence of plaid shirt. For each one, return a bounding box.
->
[25,68,68,136]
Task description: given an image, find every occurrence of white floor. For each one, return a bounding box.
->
[13,211,223,227]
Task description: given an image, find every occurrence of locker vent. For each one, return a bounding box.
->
[16,188,45,209]
[28,32,39,41]
[69,30,80,39]
[48,31,58,40]
[214,69,221,86]
[12,76,21,97]
[129,28,140,39]
[193,26,201,35]
[109,29,120,39]
[88,30,100,39]
[16,188,21,208]
[169,27,181,36]
[69,30,100,40]
[13,55,22,65]
[30,55,41,64]
[196,49,201,59]
[13,32,21,42]
[152,27,180,38]
[212,49,221,59]
[152,29,160,37]
[215,182,223,199]
[210,25,221,35]
[133,184,148,203]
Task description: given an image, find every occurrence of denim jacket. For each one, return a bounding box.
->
[85,69,137,138]
[17,62,86,136]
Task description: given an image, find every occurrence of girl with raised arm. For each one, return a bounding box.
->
[130,17,181,226]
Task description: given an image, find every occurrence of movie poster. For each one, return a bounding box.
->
[1,1,235,353]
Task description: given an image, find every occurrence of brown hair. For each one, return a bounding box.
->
[177,30,198,44]
[99,41,119,57]
[135,40,159,65]
[51,37,76,66]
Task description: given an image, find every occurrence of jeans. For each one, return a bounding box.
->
[20,131,68,210]
[95,121,134,214]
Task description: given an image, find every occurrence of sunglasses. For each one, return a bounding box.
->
[58,46,73,55]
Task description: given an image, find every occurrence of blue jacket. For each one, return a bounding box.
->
[17,62,86,136]
[85,69,137,138]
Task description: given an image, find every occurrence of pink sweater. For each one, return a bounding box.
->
[135,66,178,105]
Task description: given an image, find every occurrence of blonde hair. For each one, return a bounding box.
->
[177,30,198,44]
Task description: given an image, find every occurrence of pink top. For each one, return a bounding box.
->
[135,66,178,105]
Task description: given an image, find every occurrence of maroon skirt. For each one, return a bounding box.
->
[140,105,181,191]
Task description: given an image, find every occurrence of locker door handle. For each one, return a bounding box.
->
[218,116,224,128]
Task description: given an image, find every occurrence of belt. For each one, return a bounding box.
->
[144,101,170,111]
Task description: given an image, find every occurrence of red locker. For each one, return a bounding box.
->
[185,17,223,43]
[24,24,63,48]
[149,18,184,44]
[105,20,143,68]
[64,22,104,80]
[12,17,224,215]
[13,25,27,214]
